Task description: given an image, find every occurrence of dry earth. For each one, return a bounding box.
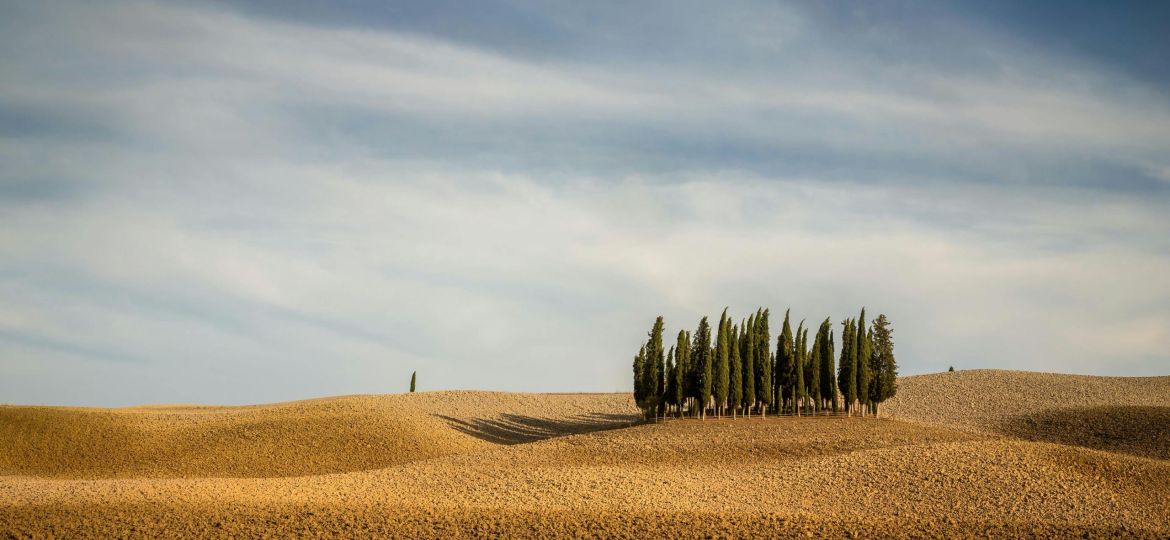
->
[2,371,1169,538]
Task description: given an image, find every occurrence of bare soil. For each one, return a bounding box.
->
[2,372,1168,538]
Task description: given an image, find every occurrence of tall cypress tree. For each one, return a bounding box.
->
[818,319,836,412]
[837,319,856,415]
[693,316,713,419]
[827,327,837,412]
[633,345,647,413]
[675,330,690,415]
[410,371,417,392]
[642,316,665,420]
[854,309,871,417]
[793,320,805,416]
[714,309,730,416]
[729,323,742,418]
[868,313,899,415]
[776,309,794,414]
[742,315,755,416]
[806,327,819,412]
[755,308,772,416]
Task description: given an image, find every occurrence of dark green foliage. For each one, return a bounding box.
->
[693,317,713,417]
[805,326,819,409]
[818,319,836,409]
[854,309,871,414]
[776,309,794,413]
[674,331,689,412]
[755,308,772,411]
[714,309,730,413]
[729,324,742,414]
[949,366,955,372]
[410,371,416,393]
[665,346,677,413]
[633,345,647,407]
[793,320,806,411]
[640,316,665,418]
[742,315,755,411]
[868,314,898,412]
[838,319,856,413]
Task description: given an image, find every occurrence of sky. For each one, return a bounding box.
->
[1,0,1169,406]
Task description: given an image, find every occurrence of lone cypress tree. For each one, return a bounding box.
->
[410,371,416,392]
[729,323,742,418]
[854,309,871,416]
[868,313,898,415]
[714,309,730,416]
[742,315,755,416]
[838,319,856,415]
[776,309,795,414]
[793,320,805,416]
[693,316,713,419]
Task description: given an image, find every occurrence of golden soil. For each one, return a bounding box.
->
[3,372,1169,538]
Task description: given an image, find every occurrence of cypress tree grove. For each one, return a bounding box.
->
[776,309,794,414]
[714,309,730,417]
[838,319,856,415]
[793,320,805,416]
[729,323,742,418]
[755,308,772,416]
[410,371,416,392]
[675,331,690,416]
[869,314,898,415]
[742,315,755,416]
[818,319,836,412]
[854,309,871,417]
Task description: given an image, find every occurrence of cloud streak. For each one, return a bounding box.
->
[1,0,1168,405]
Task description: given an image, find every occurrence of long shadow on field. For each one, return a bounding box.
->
[998,406,1170,460]
[438,412,639,445]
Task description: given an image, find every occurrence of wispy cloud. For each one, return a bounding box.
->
[1,0,1167,405]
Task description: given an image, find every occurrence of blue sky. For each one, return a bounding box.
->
[1,0,1168,406]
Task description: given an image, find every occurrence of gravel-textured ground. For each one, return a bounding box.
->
[2,371,1168,538]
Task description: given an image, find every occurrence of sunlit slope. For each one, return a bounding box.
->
[0,391,638,478]
[2,417,1166,537]
[882,369,1170,458]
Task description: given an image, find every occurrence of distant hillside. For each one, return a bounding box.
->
[0,391,637,479]
[883,369,1170,459]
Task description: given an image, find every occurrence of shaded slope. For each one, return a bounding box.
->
[0,391,637,479]
[882,369,1170,458]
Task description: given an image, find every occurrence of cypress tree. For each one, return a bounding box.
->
[828,327,837,412]
[729,323,742,418]
[714,309,730,416]
[677,330,691,415]
[854,309,871,417]
[868,314,898,415]
[410,371,416,393]
[793,320,805,416]
[755,308,772,416]
[633,345,647,412]
[818,319,836,412]
[806,327,819,412]
[665,346,676,416]
[642,316,665,420]
[776,309,794,414]
[837,319,856,415]
[742,315,755,416]
[693,316,713,419]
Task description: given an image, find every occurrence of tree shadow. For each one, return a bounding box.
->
[437,412,639,445]
[997,406,1170,460]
